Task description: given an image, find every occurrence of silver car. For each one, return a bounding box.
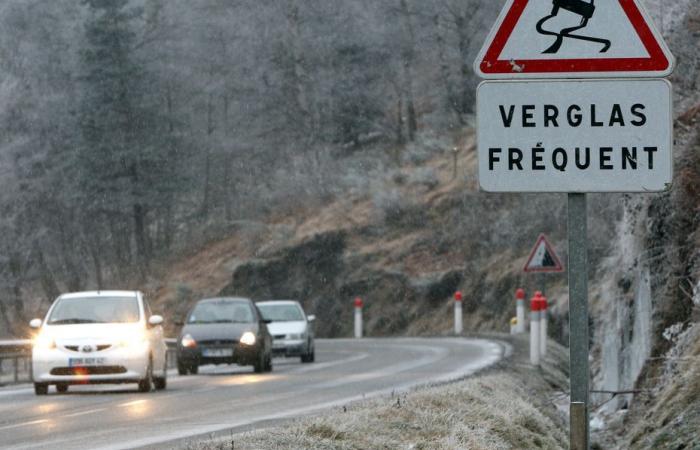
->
[256,300,315,363]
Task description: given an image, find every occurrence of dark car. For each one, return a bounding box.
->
[176,297,272,375]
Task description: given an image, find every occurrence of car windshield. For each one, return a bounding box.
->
[257,304,305,322]
[188,301,254,324]
[47,297,140,325]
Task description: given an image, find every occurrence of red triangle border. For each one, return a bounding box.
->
[479,0,672,75]
[523,234,565,273]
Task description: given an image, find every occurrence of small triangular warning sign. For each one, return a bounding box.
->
[474,0,674,79]
[524,234,564,273]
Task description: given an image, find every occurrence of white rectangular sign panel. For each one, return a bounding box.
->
[477,79,672,193]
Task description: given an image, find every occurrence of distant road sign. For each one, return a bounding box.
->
[477,78,672,193]
[474,0,674,79]
[524,234,564,273]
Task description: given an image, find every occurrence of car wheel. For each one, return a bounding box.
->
[177,360,188,376]
[34,383,48,396]
[301,342,315,363]
[154,363,167,390]
[253,350,265,373]
[264,353,273,372]
[189,364,199,375]
[56,383,69,393]
[138,359,153,393]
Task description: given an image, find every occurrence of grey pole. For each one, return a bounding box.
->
[568,193,589,450]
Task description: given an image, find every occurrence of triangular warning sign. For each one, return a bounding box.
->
[474,0,674,79]
[524,234,564,273]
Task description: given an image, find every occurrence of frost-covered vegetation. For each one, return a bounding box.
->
[0,0,503,332]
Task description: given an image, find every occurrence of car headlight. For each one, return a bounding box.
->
[288,333,303,340]
[120,333,148,349]
[240,332,256,346]
[33,333,56,350]
[181,334,197,348]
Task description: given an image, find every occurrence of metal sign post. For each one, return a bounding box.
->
[568,193,589,449]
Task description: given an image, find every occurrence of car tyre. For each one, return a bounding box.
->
[301,342,315,363]
[189,364,199,375]
[177,360,188,376]
[138,359,153,393]
[253,351,265,373]
[264,353,273,372]
[56,383,69,393]
[34,383,48,396]
[154,363,167,390]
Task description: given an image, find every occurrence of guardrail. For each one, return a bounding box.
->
[0,338,178,387]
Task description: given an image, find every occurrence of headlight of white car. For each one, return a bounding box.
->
[33,332,56,350]
[287,333,304,340]
[119,333,148,349]
[240,332,256,346]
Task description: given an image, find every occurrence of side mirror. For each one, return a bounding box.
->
[29,318,42,329]
[148,315,164,327]
[262,319,272,324]
[307,315,316,322]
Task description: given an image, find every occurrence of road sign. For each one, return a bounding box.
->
[524,234,564,273]
[474,0,675,79]
[477,78,672,193]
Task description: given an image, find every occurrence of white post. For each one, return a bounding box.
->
[354,298,363,339]
[516,288,526,334]
[454,291,463,335]
[540,296,548,357]
[510,317,517,335]
[530,296,541,366]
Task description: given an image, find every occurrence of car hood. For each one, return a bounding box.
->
[181,323,257,341]
[41,323,144,344]
[266,321,307,335]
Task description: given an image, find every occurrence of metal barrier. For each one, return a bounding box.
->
[0,338,178,386]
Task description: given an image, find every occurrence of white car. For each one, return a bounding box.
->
[30,291,168,395]
[256,300,315,363]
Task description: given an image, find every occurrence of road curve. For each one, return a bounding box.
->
[0,337,505,450]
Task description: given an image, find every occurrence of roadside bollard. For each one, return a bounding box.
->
[540,294,548,357]
[530,293,541,366]
[454,291,463,335]
[510,317,518,335]
[354,297,363,339]
[515,288,526,333]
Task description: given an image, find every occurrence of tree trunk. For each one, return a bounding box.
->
[163,83,176,250]
[34,245,61,306]
[201,92,215,217]
[434,14,464,125]
[8,252,25,323]
[399,0,418,141]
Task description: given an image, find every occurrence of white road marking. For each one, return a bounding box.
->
[118,399,147,408]
[63,408,106,418]
[0,419,48,431]
[287,352,369,374]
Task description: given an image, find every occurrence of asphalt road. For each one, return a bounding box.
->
[0,338,505,450]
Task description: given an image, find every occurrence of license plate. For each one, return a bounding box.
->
[69,357,106,367]
[202,348,233,358]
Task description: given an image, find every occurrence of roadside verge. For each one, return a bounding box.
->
[187,335,569,450]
